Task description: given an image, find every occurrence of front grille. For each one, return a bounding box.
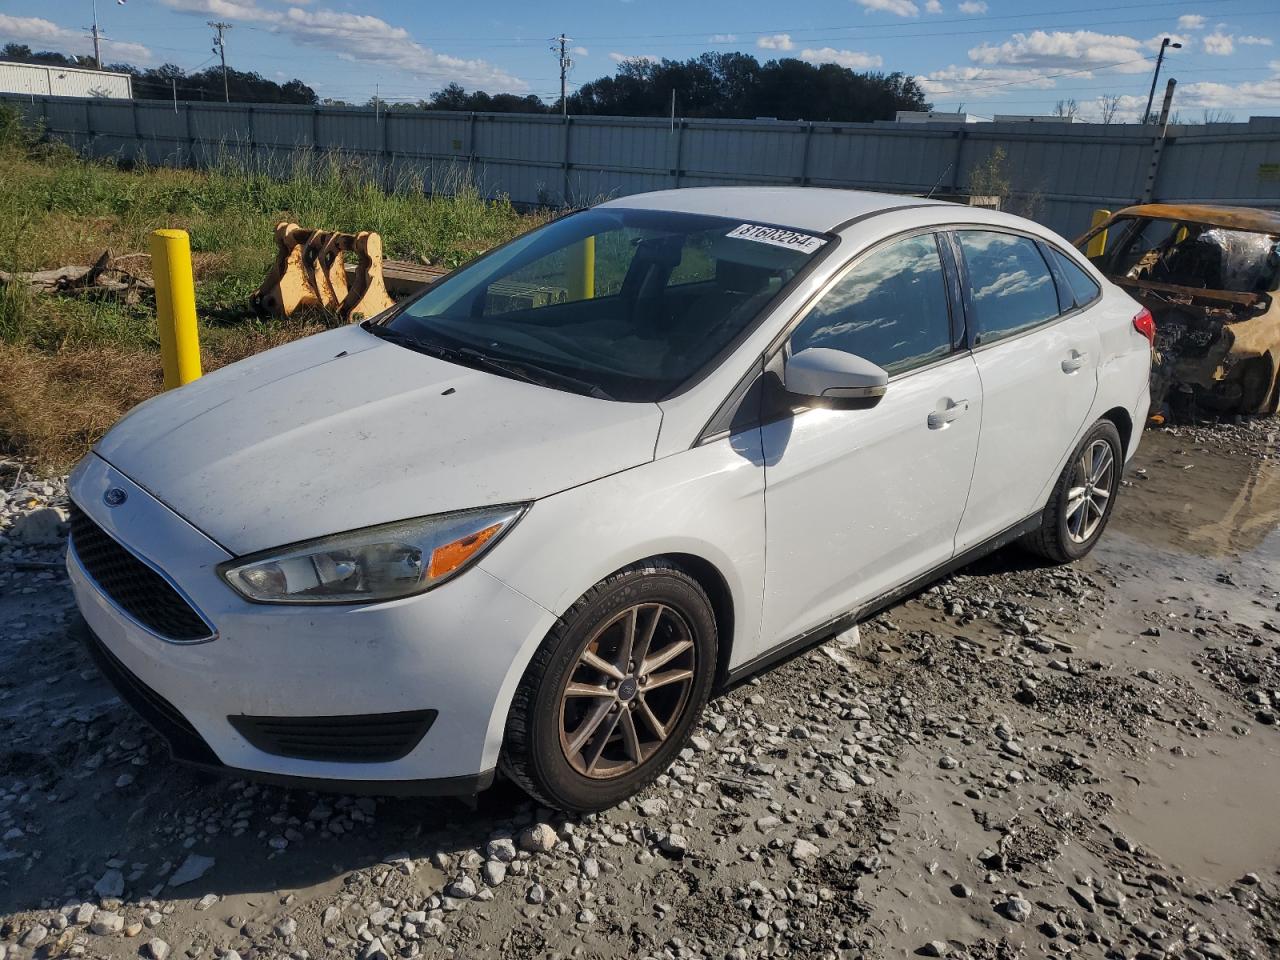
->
[81,625,221,767]
[229,711,437,763]
[69,503,213,643]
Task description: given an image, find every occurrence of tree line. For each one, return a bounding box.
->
[2,45,928,122]
[1,44,316,104]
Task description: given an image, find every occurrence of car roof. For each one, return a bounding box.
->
[596,187,947,234]
[1111,203,1280,235]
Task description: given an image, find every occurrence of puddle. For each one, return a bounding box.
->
[1111,733,1280,886]
[1112,428,1280,566]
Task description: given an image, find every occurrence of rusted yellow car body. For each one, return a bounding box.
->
[1077,203,1280,416]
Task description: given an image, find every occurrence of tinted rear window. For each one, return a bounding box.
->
[956,231,1060,346]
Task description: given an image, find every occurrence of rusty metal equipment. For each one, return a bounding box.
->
[251,224,395,322]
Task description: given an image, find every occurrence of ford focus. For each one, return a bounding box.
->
[67,188,1151,811]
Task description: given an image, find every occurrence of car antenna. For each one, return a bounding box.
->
[926,162,954,200]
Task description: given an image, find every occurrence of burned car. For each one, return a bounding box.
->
[1078,204,1280,417]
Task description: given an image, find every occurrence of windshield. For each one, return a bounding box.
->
[377,208,829,401]
[1087,216,1280,295]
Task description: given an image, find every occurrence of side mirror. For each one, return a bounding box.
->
[783,347,889,401]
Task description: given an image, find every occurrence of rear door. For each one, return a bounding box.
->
[949,229,1101,552]
[759,231,982,646]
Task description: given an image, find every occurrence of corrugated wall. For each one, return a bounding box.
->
[5,95,1279,237]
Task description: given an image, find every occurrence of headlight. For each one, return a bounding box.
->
[218,505,527,604]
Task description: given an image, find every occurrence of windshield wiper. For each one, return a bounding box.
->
[363,323,612,400]
[454,347,614,401]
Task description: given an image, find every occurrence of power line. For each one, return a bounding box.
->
[551,33,574,117]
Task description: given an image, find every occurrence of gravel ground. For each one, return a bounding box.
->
[0,421,1277,960]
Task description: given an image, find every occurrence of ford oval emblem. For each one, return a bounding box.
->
[103,488,128,507]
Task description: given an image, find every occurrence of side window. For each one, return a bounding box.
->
[956,231,1060,346]
[1052,248,1102,308]
[790,234,952,375]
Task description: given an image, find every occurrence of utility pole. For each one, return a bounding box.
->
[551,34,574,117]
[1143,37,1181,124]
[89,0,103,69]
[209,20,232,103]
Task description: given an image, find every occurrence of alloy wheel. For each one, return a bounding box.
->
[557,602,696,779]
[1065,438,1114,544]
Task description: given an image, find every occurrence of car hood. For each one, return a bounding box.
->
[95,325,663,555]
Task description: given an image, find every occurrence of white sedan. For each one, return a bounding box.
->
[67,188,1152,811]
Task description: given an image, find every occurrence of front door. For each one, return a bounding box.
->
[759,232,982,647]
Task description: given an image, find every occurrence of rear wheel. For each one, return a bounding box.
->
[1024,420,1123,564]
[501,561,717,812]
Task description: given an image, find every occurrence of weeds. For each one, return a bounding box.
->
[0,105,544,469]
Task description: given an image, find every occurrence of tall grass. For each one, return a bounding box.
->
[0,105,546,469]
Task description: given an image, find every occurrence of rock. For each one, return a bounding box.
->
[362,938,390,960]
[19,924,48,948]
[168,854,216,887]
[790,839,820,861]
[638,797,668,817]
[482,860,507,886]
[939,756,959,770]
[142,938,170,960]
[658,834,688,858]
[526,883,546,905]
[10,506,67,544]
[368,907,394,926]
[94,868,125,899]
[73,903,96,925]
[90,911,125,935]
[274,917,297,937]
[950,883,972,899]
[321,905,341,927]
[194,893,219,911]
[518,823,558,853]
[446,875,477,899]
[920,941,950,957]
[485,837,517,862]
[998,897,1033,923]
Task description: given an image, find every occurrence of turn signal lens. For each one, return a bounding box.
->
[1133,307,1156,345]
[428,523,502,579]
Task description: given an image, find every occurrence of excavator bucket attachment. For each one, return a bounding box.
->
[340,231,395,322]
[250,222,321,318]
[318,231,354,311]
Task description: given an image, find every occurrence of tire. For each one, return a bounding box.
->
[1023,420,1123,564]
[500,560,718,813]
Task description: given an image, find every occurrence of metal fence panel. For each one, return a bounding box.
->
[5,94,1279,237]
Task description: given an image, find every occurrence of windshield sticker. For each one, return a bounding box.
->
[726,224,827,254]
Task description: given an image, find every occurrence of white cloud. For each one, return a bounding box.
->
[968,30,1155,74]
[1177,14,1206,30]
[608,52,658,64]
[571,46,589,56]
[709,34,738,43]
[958,1,987,12]
[158,0,526,91]
[801,47,884,70]
[1239,36,1273,46]
[1178,77,1280,107]
[0,13,153,63]
[1203,31,1234,55]
[756,34,795,51]
[925,0,944,13]
[856,0,920,17]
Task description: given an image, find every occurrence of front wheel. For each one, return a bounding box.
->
[1023,420,1123,564]
[500,561,718,812]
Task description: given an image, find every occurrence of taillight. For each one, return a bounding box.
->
[1132,307,1156,345]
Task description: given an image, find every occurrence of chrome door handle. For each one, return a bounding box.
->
[928,399,969,430]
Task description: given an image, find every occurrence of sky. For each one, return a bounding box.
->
[2,0,1279,120]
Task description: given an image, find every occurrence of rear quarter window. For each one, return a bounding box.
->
[1052,249,1102,308]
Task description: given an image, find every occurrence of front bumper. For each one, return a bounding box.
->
[67,453,558,793]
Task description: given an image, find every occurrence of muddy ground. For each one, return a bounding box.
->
[0,422,1278,960]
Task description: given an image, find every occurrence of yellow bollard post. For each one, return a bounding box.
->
[566,236,595,301]
[1085,209,1110,260]
[150,229,203,389]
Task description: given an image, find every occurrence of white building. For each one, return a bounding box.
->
[895,110,991,124]
[0,61,133,99]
